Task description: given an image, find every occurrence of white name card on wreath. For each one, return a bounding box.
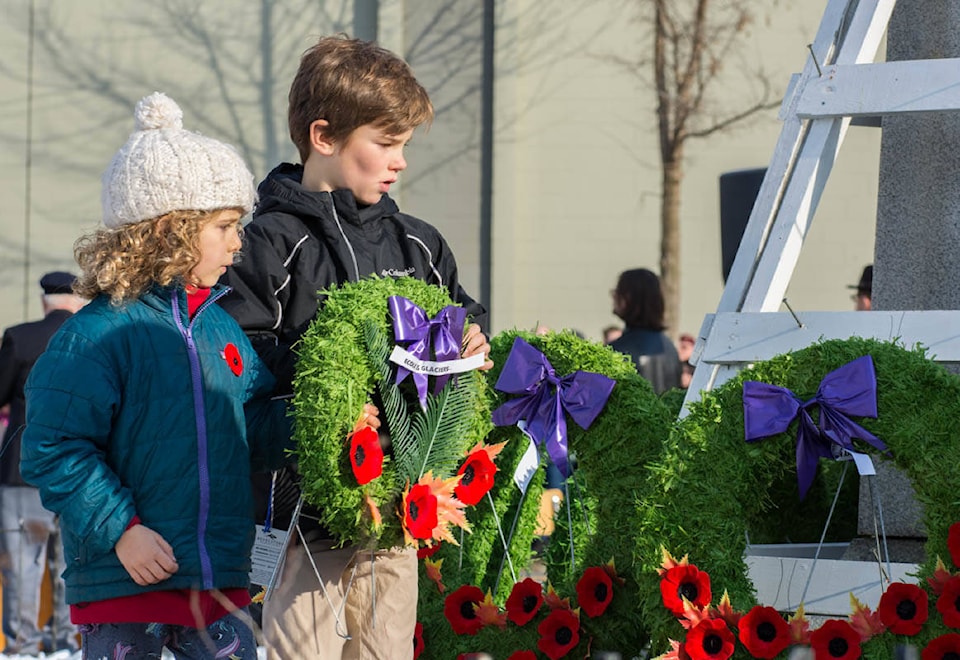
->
[389,346,486,375]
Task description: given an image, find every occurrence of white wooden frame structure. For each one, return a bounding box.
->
[686,0,960,397]
[683,0,960,614]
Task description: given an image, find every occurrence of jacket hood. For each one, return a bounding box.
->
[254,163,399,226]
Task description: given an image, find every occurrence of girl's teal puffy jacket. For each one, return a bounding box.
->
[21,284,292,605]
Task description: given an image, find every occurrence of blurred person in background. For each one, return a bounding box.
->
[0,271,84,655]
[601,325,622,345]
[609,268,682,394]
[849,264,872,311]
[677,332,696,389]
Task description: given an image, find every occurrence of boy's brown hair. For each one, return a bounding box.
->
[288,35,434,163]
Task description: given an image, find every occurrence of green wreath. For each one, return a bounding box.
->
[293,276,491,549]
[630,337,960,659]
[416,329,677,659]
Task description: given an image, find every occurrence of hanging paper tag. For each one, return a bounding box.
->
[839,448,877,476]
[250,495,304,599]
[389,345,486,376]
[512,424,540,492]
[250,524,289,588]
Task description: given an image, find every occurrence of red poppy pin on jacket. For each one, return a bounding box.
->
[222,343,243,376]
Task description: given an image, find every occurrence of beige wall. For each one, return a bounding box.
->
[490,0,878,340]
[0,0,878,345]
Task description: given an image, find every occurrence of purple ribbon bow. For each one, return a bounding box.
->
[491,337,615,477]
[388,295,467,408]
[743,354,888,500]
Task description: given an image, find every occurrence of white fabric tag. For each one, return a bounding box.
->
[388,345,486,376]
[513,432,540,493]
[250,524,289,588]
[843,449,877,476]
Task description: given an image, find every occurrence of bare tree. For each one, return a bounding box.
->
[608,0,782,337]
[0,0,354,177]
[0,0,599,322]
[0,0,589,183]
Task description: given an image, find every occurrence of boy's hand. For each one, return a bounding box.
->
[354,403,381,431]
[462,323,494,371]
[116,524,179,586]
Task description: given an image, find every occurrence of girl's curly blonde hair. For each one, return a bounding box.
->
[74,208,243,305]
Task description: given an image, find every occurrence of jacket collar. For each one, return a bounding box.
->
[255,163,399,227]
[140,282,228,318]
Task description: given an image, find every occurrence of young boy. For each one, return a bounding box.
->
[20,92,292,659]
[220,35,491,659]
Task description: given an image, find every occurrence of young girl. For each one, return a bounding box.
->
[20,92,292,659]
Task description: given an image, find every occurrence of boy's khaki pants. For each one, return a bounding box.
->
[262,537,417,660]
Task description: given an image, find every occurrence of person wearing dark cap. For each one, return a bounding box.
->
[849,265,873,311]
[0,271,84,654]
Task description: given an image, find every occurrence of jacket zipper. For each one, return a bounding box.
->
[171,287,229,590]
[327,193,361,282]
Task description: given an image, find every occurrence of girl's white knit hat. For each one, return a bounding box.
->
[101,92,256,228]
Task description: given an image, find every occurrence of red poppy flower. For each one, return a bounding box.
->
[348,426,383,485]
[223,343,243,376]
[949,522,960,570]
[923,632,960,660]
[938,575,960,628]
[810,619,861,660]
[403,483,439,540]
[444,585,485,635]
[507,652,537,660]
[878,582,928,635]
[413,621,424,659]
[455,448,498,505]
[506,578,544,626]
[660,564,712,616]
[418,543,441,559]
[537,608,580,660]
[576,566,613,618]
[685,618,735,660]
[738,605,790,659]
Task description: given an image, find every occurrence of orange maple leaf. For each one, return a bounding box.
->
[474,589,508,629]
[421,471,471,545]
[714,590,742,628]
[364,493,382,529]
[928,556,954,596]
[658,546,689,576]
[848,593,885,641]
[603,557,626,586]
[425,557,446,594]
[788,604,811,644]
[655,639,690,660]
[544,581,572,611]
[465,440,508,461]
[678,598,712,631]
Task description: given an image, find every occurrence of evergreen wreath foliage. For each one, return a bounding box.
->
[292,276,491,549]
[417,329,677,659]
[630,337,960,658]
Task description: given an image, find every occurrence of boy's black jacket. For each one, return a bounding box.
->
[221,163,487,394]
[220,163,487,532]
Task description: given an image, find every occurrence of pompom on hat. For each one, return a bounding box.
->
[101,92,256,228]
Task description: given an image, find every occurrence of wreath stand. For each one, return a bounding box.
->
[682,0,960,618]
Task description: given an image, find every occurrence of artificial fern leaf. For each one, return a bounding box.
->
[362,319,412,457]
[409,379,477,483]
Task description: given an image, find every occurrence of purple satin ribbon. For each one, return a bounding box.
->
[743,354,888,500]
[388,295,467,408]
[491,337,615,477]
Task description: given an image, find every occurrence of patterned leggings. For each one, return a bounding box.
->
[79,610,257,660]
